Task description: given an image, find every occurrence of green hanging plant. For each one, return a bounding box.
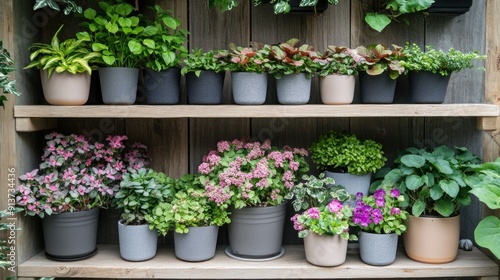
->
[33,0,83,15]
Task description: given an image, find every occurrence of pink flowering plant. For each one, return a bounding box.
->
[15,132,149,218]
[291,199,356,240]
[198,138,309,209]
[351,188,408,235]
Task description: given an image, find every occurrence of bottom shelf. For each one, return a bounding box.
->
[18,245,498,279]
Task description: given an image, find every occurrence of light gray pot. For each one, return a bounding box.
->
[144,68,180,104]
[409,71,451,104]
[359,71,397,104]
[42,208,99,261]
[275,73,311,104]
[324,171,371,196]
[99,67,139,105]
[174,225,219,262]
[118,220,158,262]
[186,70,224,104]
[227,202,286,259]
[231,72,268,104]
[359,231,398,266]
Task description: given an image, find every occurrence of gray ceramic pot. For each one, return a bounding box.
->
[359,231,398,266]
[186,70,224,104]
[144,68,181,104]
[174,225,219,262]
[275,73,311,104]
[359,71,397,104]
[99,67,139,105]
[232,72,268,105]
[324,171,371,206]
[409,71,451,104]
[118,220,158,262]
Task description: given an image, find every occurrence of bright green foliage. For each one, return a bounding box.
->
[313,46,359,76]
[356,44,405,79]
[0,41,20,108]
[285,173,351,212]
[402,43,486,76]
[145,174,231,235]
[372,145,481,217]
[365,0,435,32]
[310,131,387,175]
[33,0,82,15]
[267,38,319,79]
[180,49,229,77]
[24,25,101,78]
[113,168,175,225]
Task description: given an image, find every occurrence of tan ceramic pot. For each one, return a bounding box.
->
[303,231,348,266]
[40,70,90,105]
[403,214,460,264]
[319,74,355,105]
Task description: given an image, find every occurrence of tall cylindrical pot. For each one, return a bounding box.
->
[227,202,286,259]
[303,231,348,266]
[403,214,460,264]
[275,73,311,105]
[186,70,224,104]
[118,220,158,262]
[324,170,371,196]
[359,71,397,104]
[174,225,219,262]
[232,72,268,105]
[319,74,355,105]
[40,70,91,105]
[359,231,398,266]
[144,67,181,104]
[409,71,451,103]
[42,208,99,260]
[99,67,139,105]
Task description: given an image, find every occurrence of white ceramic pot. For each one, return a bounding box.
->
[40,70,90,105]
[303,231,348,266]
[320,74,355,105]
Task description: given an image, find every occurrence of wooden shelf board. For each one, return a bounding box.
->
[18,245,498,279]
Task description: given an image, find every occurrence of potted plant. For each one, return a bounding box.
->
[32,0,82,15]
[0,40,20,108]
[351,188,409,266]
[372,145,481,263]
[198,138,309,260]
[401,43,486,103]
[267,38,318,104]
[210,0,339,14]
[24,25,100,105]
[226,42,271,105]
[81,1,148,104]
[356,44,405,104]
[291,199,357,266]
[364,0,435,32]
[113,168,175,261]
[181,49,228,104]
[309,130,387,200]
[14,132,149,260]
[146,174,231,262]
[141,5,188,104]
[313,46,359,105]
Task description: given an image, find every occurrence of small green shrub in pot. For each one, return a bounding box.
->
[180,49,229,77]
[0,40,20,108]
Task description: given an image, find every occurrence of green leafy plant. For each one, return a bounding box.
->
[209,0,340,14]
[141,5,188,72]
[225,42,271,73]
[356,44,405,79]
[285,173,351,212]
[0,41,20,108]
[313,46,360,76]
[145,174,231,235]
[365,0,435,32]
[267,38,319,79]
[402,43,486,76]
[33,0,82,15]
[372,145,481,218]
[0,209,21,280]
[180,49,229,77]
[113,168,175,225]
[24,25,101,78]
[309,131,387,175]
[467,158,500,259]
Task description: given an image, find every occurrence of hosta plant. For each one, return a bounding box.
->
[267,38,319,79]
[180,49,229,77]
[356,44,405,79]
[313,46,360,76]
[0,41,20,108]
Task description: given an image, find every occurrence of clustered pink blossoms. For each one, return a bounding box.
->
[198,138,309,208]
[15,132,149,218]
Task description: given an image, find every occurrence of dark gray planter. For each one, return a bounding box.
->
[118,220,158,262]
[359,231,398,266]
[42,208,99,261]
[232,72,268,105]
[174,225,219,262]
[227,203,286,259]
[99,67,139,105]
[275,73,311,105]
[144,68,180,104]
[186,70,224,104]
[429,0,473,15]
[359,71,397,104]
[409,71,451,104]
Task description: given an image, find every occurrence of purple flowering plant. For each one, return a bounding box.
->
[351,188,408,235]
[15,132,149,218]
[291,199,357,240]
[198,138,309,209]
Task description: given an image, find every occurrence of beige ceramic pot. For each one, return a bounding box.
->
[403,214,460,264]
[40,70,90,105]
[303,231,348,266]
[319,74,355,105]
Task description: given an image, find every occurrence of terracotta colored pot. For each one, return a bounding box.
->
[319,74,355,105]
[40,70,90,105]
